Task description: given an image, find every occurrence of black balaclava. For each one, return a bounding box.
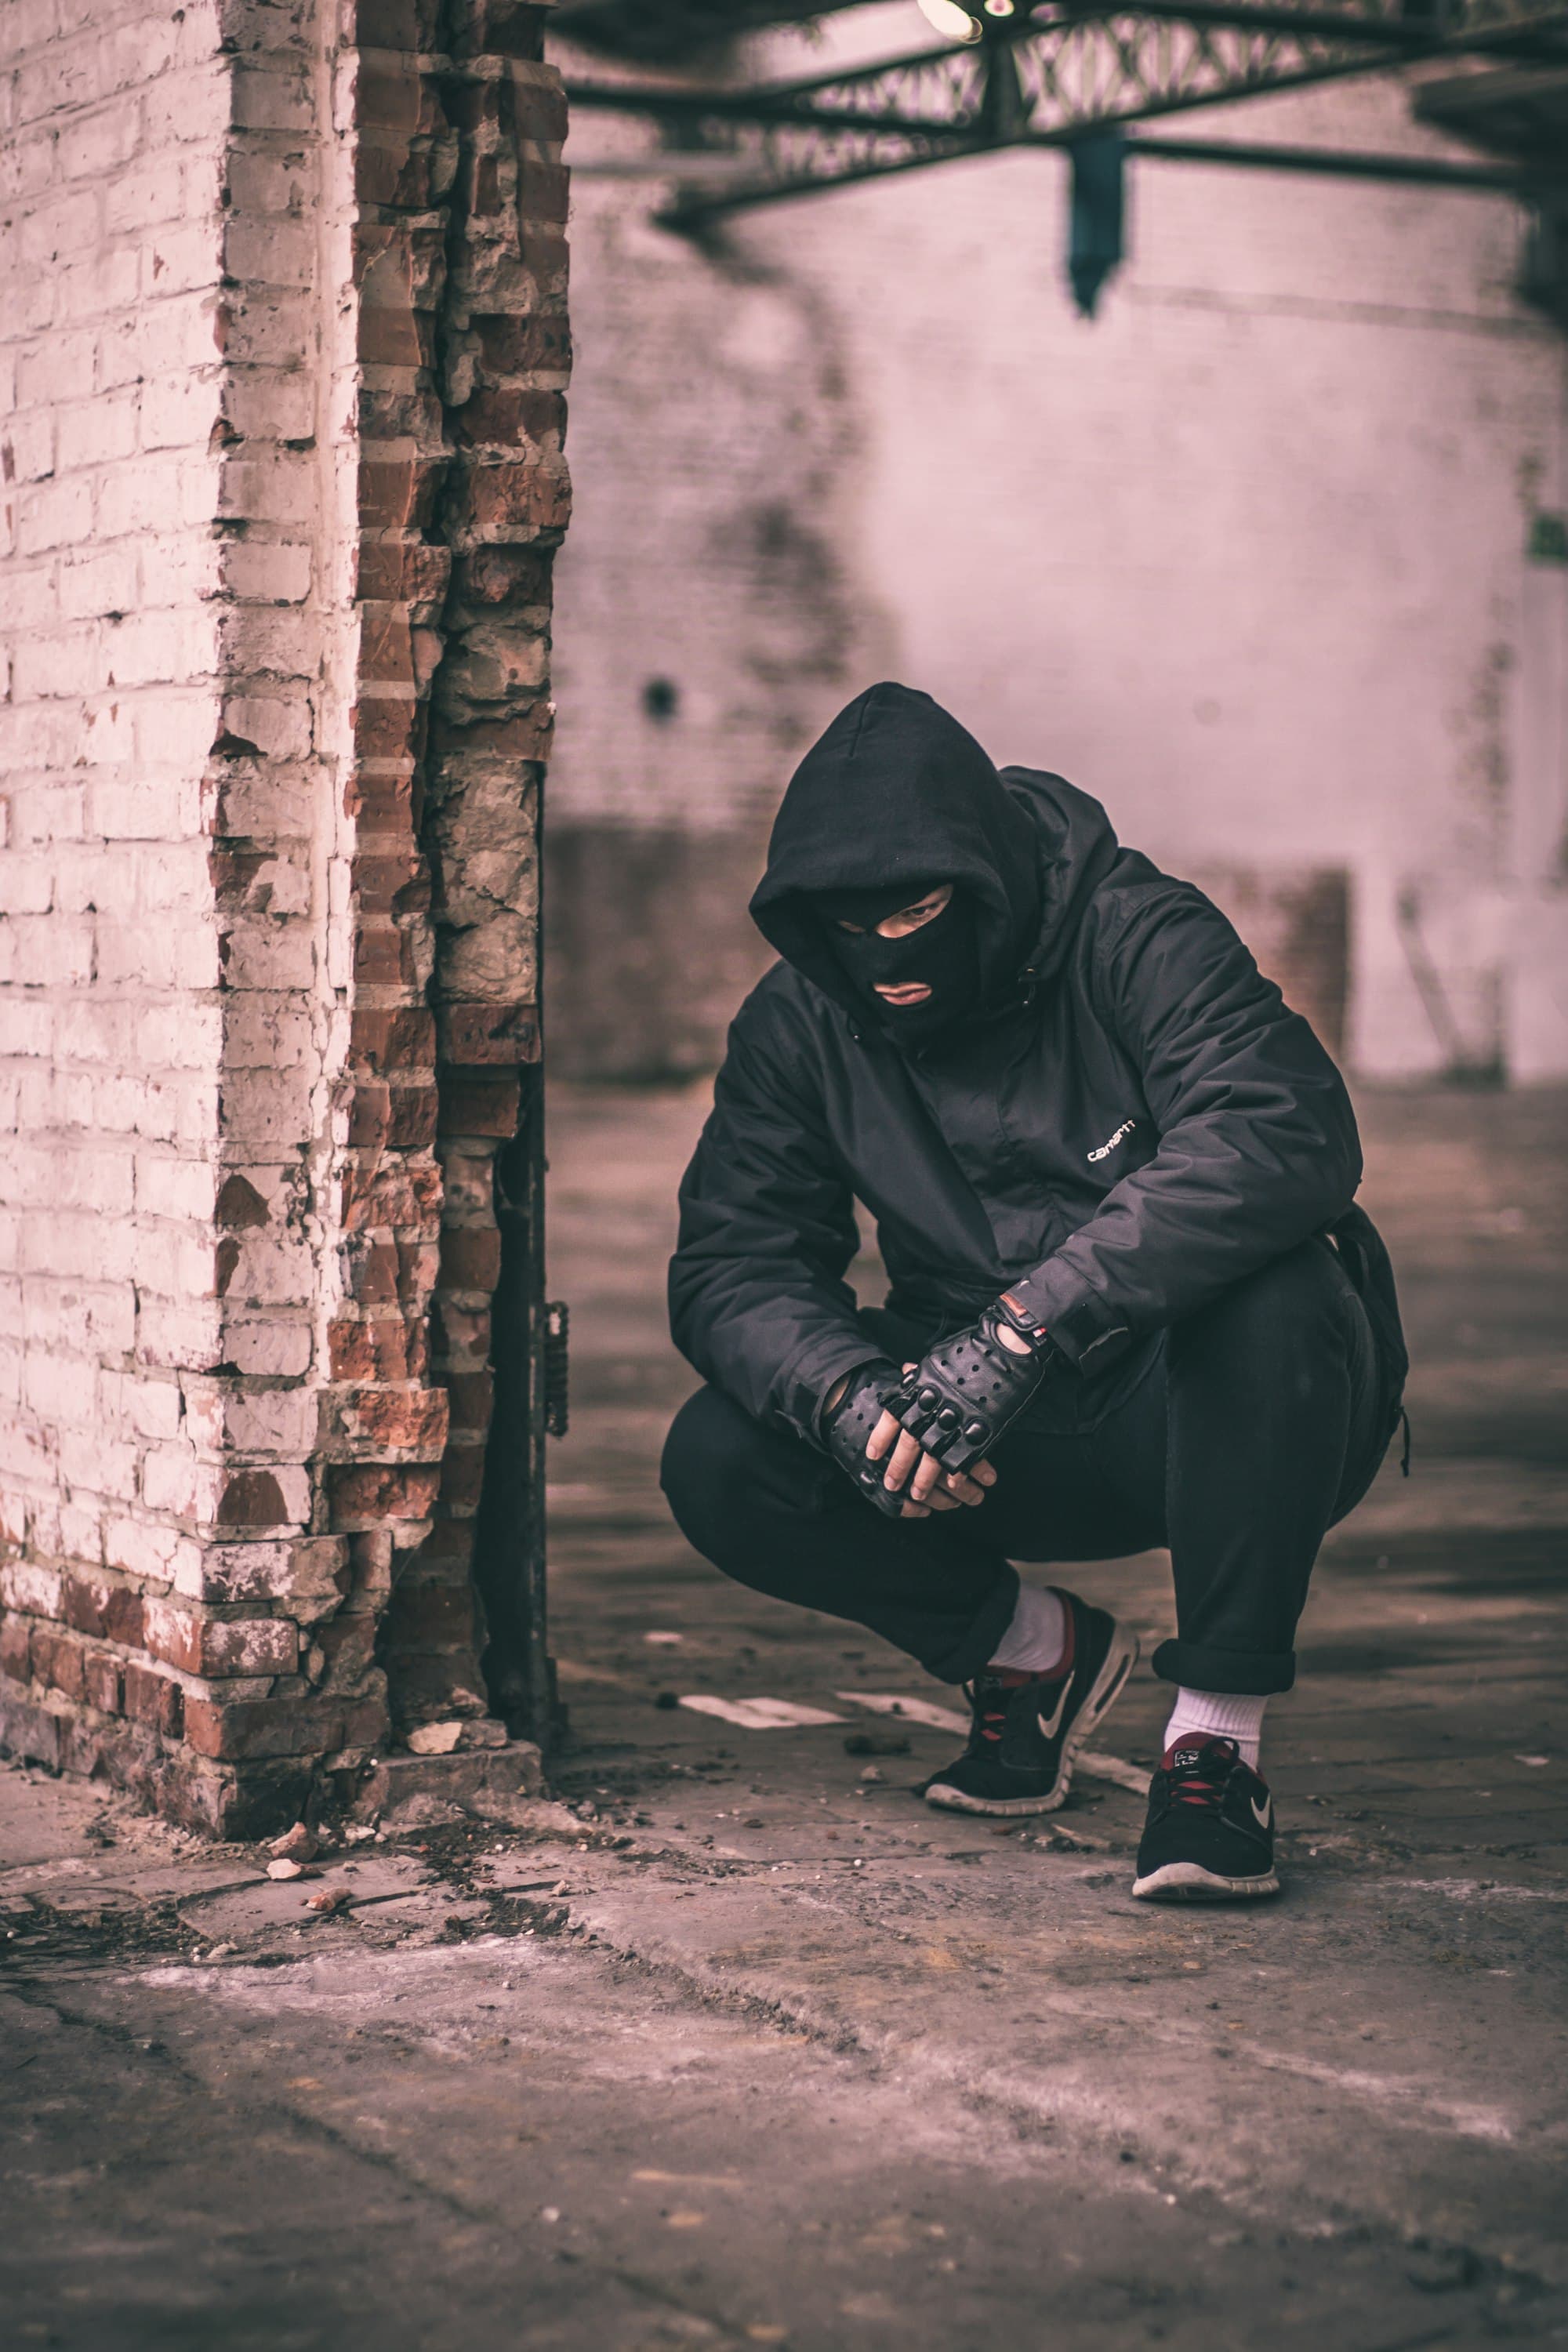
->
[811,877,982,1045]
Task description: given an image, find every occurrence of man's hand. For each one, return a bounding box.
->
[867,1363,996,1515]
[891,1299,1051,1475]
[823,1363,995,1519]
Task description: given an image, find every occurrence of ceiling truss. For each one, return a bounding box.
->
[558,0,1568,230]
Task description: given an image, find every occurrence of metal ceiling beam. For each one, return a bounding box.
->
[559,0,1568,227]
[1128,128,1543,180]
[552,0,884,63]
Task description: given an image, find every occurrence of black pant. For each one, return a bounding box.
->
[660,1240,1391,1696]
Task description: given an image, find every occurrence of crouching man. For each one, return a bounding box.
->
[660,684,1406,1900]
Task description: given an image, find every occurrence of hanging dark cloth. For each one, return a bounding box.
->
[1068,131,1127,319]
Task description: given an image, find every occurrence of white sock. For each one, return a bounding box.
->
[1163,1688,1269,1772]
[989,1584,1069,1679]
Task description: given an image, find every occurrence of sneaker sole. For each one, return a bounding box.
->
[1131,1860,1280,1902]
[924,1621,1140,1817]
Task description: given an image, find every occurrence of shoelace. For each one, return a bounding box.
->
[965,1678,1011,1750]
[1167,1757,1232,1811]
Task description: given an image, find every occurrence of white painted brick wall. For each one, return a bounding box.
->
[0,0,360,1716]
[0,0,230,1588]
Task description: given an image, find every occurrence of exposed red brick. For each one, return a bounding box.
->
[347,1084,391,1151]
[378,1577,478,1651]
[454,385,564,449]
[359,605,417,687]
[216,1469,290,1529]
[216,1235,241,1295]
[352,701,423,766]
[430,704,553,761]
[521,161,571,222]
[146,1609,299,1679]
[359,458,443,532]
[389,1086,440,1149]
[216,1174,270,1229]
[339,1160,442,1234]
[124,1663,184,1740]
[510,77,567,143]
[356,539,451,607]
[354,0,446,47]
[353,921,419,989]
[438,1225,502,1292]
[346,1237,400,1304]
[437,1071,520,1138]
[184,1695,344,1762]
[338,1385,449,1452]
[314,1611,379,1690]
[474,312,572,376]
[35,1629,87,1704]
[429,1297,492,1371]
[436,1439,486,1515]
[443,1368,494,1434]
[349,1004,437,1073]
[328,1314,430,1381]
[439,1000,539,1066]
[84,1650,124,1716]
[462,459,571,538]
[326,1461,441,1526]
[351,851,428,920]
[61,1573,144,1649]
[454,546,553,608]
[0,1617,31,1683]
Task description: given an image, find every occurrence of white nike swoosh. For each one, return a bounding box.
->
[1036,1682,1071,1743]
[1250,1795,1272,1830]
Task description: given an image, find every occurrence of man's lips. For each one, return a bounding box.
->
[875,982,932,1006]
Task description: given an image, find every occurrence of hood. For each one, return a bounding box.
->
[750,681,1120,1019]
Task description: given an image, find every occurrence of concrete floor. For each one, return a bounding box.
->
[3,1080,1566,2350]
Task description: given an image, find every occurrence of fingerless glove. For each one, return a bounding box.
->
[891,1296,1051,1474]
[822,1360,912,1519]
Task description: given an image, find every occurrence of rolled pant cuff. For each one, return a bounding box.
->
[1151,1637,1295,1696]
[932,1566,1022,1686]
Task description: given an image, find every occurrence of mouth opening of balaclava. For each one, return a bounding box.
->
[811,879,982,1044]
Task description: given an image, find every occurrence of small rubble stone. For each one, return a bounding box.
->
[268,1821,318,1864]
[405,1722,466,1757]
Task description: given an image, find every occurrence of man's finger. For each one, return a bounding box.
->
[920,1486,961,1512]
[865,1408,902,1464]
[899,1497,932,1520]
[882,1428,924,1492]
[943,1469,988,1506]
[909,1447,946,1504]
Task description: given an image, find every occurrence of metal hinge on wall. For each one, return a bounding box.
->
[544,1301,570,1438]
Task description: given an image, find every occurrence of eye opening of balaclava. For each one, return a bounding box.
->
[810,878,982,1044]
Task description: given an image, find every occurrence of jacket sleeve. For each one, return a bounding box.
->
[669,1002,883,1441]
[1020,887,1363,1369]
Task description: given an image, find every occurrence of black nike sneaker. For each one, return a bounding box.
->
[924,1590,1138,1817]
[1132,1734,1279,1900]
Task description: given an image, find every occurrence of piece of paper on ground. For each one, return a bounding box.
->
[679,1696,846,1730]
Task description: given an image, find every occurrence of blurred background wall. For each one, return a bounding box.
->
[544,0,1568,1084]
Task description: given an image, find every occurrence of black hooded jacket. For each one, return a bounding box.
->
[670,684,1402,1444]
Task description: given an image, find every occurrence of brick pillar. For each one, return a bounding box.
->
[342,2,568,1743]
[0,0,568,1834]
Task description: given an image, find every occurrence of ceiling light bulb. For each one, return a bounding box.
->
[916,0,984,41]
